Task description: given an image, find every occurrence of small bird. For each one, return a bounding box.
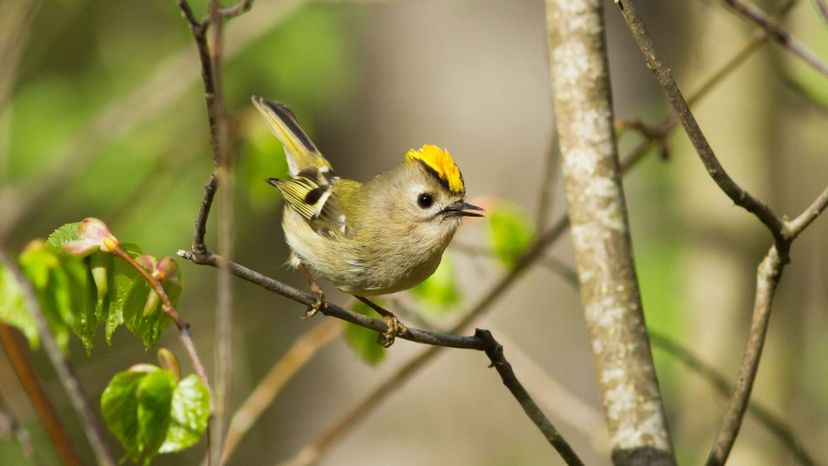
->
[252,96,483,346]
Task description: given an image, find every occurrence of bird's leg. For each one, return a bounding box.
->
[355,296,407,348]
[298,263,326,319]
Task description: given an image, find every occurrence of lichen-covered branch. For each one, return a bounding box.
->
[545,1,675,464]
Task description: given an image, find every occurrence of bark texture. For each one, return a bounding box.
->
[545,1,675,463]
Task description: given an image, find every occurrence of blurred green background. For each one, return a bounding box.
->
[1,0,827,465]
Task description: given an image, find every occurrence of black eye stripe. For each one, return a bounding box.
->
[417,193,434,209]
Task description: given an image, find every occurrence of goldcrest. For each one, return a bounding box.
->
[252,96,483,345]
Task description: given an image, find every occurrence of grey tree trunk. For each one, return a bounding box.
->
[544,1,676,464]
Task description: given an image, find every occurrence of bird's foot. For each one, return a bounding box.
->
[301,282,326,319]
[377,313,407,348]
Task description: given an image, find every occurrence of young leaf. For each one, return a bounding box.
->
[159,374,210,453]
[343,301,386,365]
[101,365,176,466]
[102,363,209,464]
[135,370,176,464]
[411,253,461,316]
[18,241,76,351]
[487,202,534,269]
[48,218,119,257]
[101,368,150,463]
[0,264,39,346]
[45,222,82,251]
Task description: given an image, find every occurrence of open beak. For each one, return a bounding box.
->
[442,201,485,218]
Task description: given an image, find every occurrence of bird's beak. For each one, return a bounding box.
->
[442,201,485,218]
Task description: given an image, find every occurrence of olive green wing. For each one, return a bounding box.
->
[268,169,354,238]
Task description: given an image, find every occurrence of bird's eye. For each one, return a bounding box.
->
[417,193,434,209]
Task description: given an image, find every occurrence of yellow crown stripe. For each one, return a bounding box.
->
[404,144,465,193]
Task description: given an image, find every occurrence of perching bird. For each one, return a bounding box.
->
[252,96,483,346]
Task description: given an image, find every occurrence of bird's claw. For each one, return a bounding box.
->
[377,314,407,348]
[301,283,326,319]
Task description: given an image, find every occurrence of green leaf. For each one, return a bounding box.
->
[54,253,96,354]
[102,366,176,466]
[107,250,177,348]
[343,302,386,365]
[159,374,210,453]
[45,222,82,251]
[411,253,461,316]
[18,242,75,351]
[136,370,176,464]
[102,365,208,465]
[487,202,534,268]
[0,264,39,347]
[101,368,149,464]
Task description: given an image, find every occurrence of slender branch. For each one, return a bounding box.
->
[704,245,785,466]
[109,245,212,396]
[649,332,815,466]
[476,329,584,466]
[721,0,828,78]
[816,0,828,25]
[0,391,43,465]
[0,250,116,466]
[219,319,343,466]
[178,251,489,350]
[0,324,79,466]
[219,0,254,19]
[784,186,828,239]
[617,0,786,241]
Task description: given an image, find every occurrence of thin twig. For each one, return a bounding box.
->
[0,324,76,466]
[219,0,254,19]
[816,0,828,25]
[109,245,212,396]
[483,323,608,453]
[617,0,786,242]
[704,244,786,466]
[721,0,828,78]
[649,332,815,466]
[219,319,343,466]
[784,186,828,239]
[0,250,116,466]
[476,329,584,466]
[178,251,489,350]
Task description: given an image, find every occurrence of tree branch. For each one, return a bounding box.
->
[720,0,828,78]
[0,324,79,466]
[476,329,584,465]
[0,250,115,466]
[648,332,815,466]
[616,0,786,242]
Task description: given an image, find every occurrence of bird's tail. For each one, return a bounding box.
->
[251,96,332,176]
